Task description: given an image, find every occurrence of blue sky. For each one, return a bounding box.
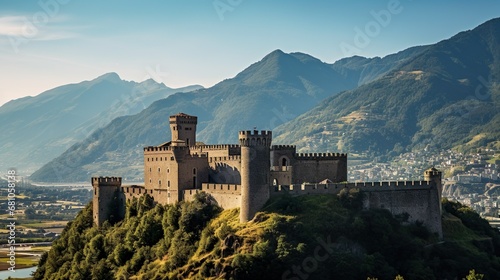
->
[0,0,499,106]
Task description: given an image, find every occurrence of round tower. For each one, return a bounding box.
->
[239,130,272,222]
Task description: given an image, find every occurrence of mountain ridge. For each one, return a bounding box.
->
[29,47,423,182]
[29,18,500,183]
[273,17,500,157]
[0,73,203,175]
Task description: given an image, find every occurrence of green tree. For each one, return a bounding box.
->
[25,207,36,219]
[464,269,484,280]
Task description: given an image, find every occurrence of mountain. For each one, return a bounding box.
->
[30,49,424,182]
[0,73,202,175]
[274,18,500,158]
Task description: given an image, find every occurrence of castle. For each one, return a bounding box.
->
[93,113,443,237]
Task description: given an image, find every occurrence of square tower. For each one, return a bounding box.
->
[170,113,197,146]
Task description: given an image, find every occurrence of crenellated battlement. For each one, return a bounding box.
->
[271,180,434,196]
[238,130,272,147]
[209,155,241,162]
[92,177,122,186]
[198,144,240,150]
[352,181,433,189]
[239,130,272,137]
[202,183,241,194]
[272,145,296,150]
[144,145,190,152]
[169,113,197,124]
[424,167,442,178]
[295,152,347,160]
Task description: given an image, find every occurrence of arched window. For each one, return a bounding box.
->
[193,168,197,175]
[273,179,278,186]
[282,157,288,167]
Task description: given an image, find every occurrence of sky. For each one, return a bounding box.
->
[0,0,499,106]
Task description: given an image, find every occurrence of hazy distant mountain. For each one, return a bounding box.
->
[0,73,202,175]
[274,17,500,158]
[30,48,425,182]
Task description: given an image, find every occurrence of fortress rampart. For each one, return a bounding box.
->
[209,156,241,163]
[202,183,241,194]
[295,152,347,160]
[271,181,435,196]
[182,184,242,209]
[271,145,296,150]
[270,179,442,237]
[144,146,190,152]
[197,144,240,150]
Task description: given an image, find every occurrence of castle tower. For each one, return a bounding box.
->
[424,167,443,211]
[424,167,442,198]
[239,130,272,222]
[424,167,443,238]
[92,177,124,227]
[170,113,197,146]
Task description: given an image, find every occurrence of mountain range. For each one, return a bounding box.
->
[23,17,500,182]
[274,18,500,158]
[28,46,425,182]
[0,74,201,175]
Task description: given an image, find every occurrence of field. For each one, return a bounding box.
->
[0,245,51,271]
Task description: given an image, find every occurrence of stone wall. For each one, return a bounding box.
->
[270,180,442,237]
[184,183,242,209]
[363,187,442,238]
[293,153,347,183]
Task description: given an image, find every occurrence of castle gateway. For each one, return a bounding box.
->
[93,113,442,237]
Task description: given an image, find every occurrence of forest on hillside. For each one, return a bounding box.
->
[34,191,500,279]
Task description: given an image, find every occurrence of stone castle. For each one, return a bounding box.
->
[93,113,443,237]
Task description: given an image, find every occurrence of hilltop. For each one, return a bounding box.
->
[34,192,500,279]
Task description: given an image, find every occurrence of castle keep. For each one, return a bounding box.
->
[93,113,443,237]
